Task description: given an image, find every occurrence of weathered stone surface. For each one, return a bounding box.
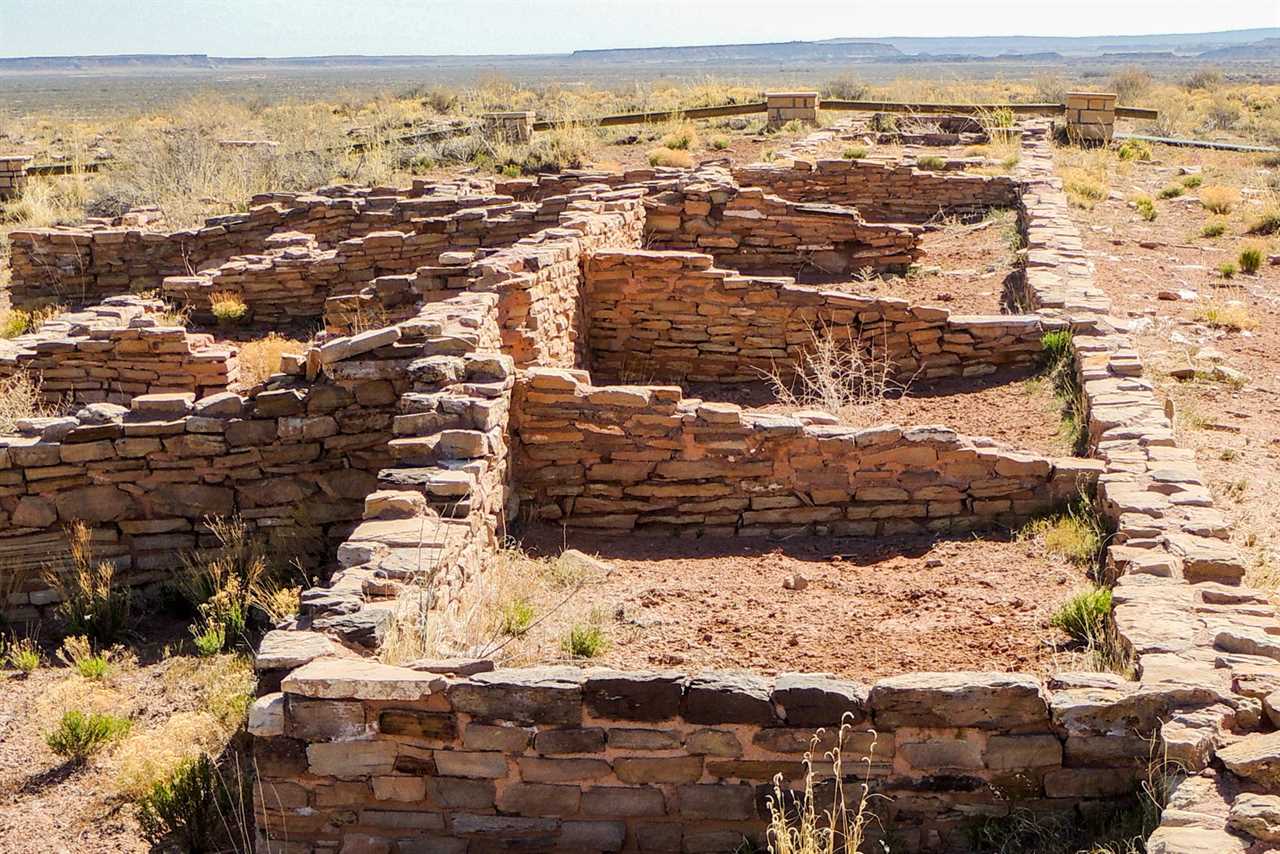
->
[432,750,509,779]
[283,658,444,701]
[248,693,285,737]
[869,672,1049,729]
[495,782,582,817]
[771,672,867,727]
[286,697,367,740]
[520,757,612,784]
[686,728,743,757]
[463,723,532,752]
[985,734,1063,770]
[583,669,684,721]
[306,740,398,777]
[532,727,605,755]
[1228,793,1280,843]
[378,708,456,742]
[449,666,584,725]
[614,756,704,785]
[581,786,667,817]
[677,784,756,820]
[683,672,775,725]
[1218,732,1280,787]
[1146,825,1249,854]
[424,777,496,810]
[607,728,682,751]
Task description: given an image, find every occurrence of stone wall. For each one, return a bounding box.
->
[0,298,235,405]
[0,154,31,201]
[0,292,505,622]
[511,368,1096,535]
[731,159,1020,223]
[583,249,1053,383]
[248,655,1212,853]
[6,186,514,308]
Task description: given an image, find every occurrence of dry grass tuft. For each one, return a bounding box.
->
[1199,185,1240,214]
[209,291,249,326]
[235,332,307,388]
[646,147,694,168]
[0,371,61,433]
[1194,287,1258,331]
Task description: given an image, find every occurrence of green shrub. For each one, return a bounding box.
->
[1051,587,1112,646]
[1218,260,1238,279]
[1200,220,1227,238]
[1247,208,1280,236]
[1181,174,1203,189]
[1239,242,1266,274]
[660,125,697,151]
[59,635,110,680]
[6,636,41,674]
[709,135,730,151]
[647,147,693,168]
[1040,329,1074,378]
[916,155,946,170]
[1156,184,1183,199]
[562,623,608,659]
[136,754,245,853]
[1115,138,1151,161]
[1134,195,1157,221]
[499,598,535,637]
[842,146,868,160]
[209,291,249,326]
[190,620,227,657]
[45,710,131,761]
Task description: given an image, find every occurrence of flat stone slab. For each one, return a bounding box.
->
[282,657,445,701]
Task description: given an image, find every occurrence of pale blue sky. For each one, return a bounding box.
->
[1,0,1276,57]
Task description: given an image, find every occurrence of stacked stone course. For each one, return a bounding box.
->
[584,248,1052,382]
[0,309,235,406]
[0,154,31,200]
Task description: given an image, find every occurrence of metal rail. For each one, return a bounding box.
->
[1114,132,1279,154]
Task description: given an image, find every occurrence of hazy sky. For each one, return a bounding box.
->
[2,0,1277,57]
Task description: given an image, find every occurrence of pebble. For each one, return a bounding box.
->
[782,573,808,591]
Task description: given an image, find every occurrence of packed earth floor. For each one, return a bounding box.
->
[502,526,1090,680]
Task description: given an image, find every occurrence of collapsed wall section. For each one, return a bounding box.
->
[512,368,1095,535]
[584,249,1051,382]
[0,296,235,404]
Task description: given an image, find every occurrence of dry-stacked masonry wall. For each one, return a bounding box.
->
[732,159,1020,223]
[583,249,1051,382]
[0,297,235,405]
[247,662,1178,854]
[511,368,1095,535]
[5,185,513,308]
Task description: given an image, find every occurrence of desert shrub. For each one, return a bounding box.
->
[660,123,698,150]
[1156,184,1183,200]
[516,124,593,173]
[1239,242,1266,274]
[562,623,608,659]
[1115,138,1151,162]
[1247,206,1280,236]
[763,719,879,854]
[236,332,307,388]
[1031,73,1068,103]
[1133,195,1157,221]
[209,291,249,326]
[1184,66,1224,91]
[0,370,60,433]
[916,155,946,170]
[869,112,897,133]
[647,147,694,168]
[135,754,247,853]
[1195,288,1256,330]
[1199,185,1240,214]
[6,636,41,674]
[1108,66,1152,102]
[1051,587,1113,646]
[1181,174,1203,189]
[46,709,131,761]
[842,146,868,160]
[709,135,730,151]
[1020,501,1104,567]
[58,635,110,680]
[1062,169,1107,209]
[822,76,870,101]
[1200,219,1227,238]
[1,309,31,339]
[499,598,535,637]
[765,324,908,427]
[1217,260,1238,279]
[43,522,131,645]
[1205,95,1242,131]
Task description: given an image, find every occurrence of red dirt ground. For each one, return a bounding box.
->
[515,527,1087,681]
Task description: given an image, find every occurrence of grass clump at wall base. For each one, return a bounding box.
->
[46,709,132,762]
[1051,587,1113,646]
[842,146,868,160]
[209,291,249,326]
[1062,169,1107,209]
[43,522,131,645]
[968,800,1152,854]
[647,147,694,168]
[1239,242,1266,274]
[1115,138,1151,162]
[562,623,608,659]
[1199,185,1240,214]
[136,753,249,854]
[236,333,307,388]
[5,637,41,674]
[58,635,111,680]
[916,155,946,170]
[0,370,60,434]
[1021,503,1104,568]
[1039,330,1089,455]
